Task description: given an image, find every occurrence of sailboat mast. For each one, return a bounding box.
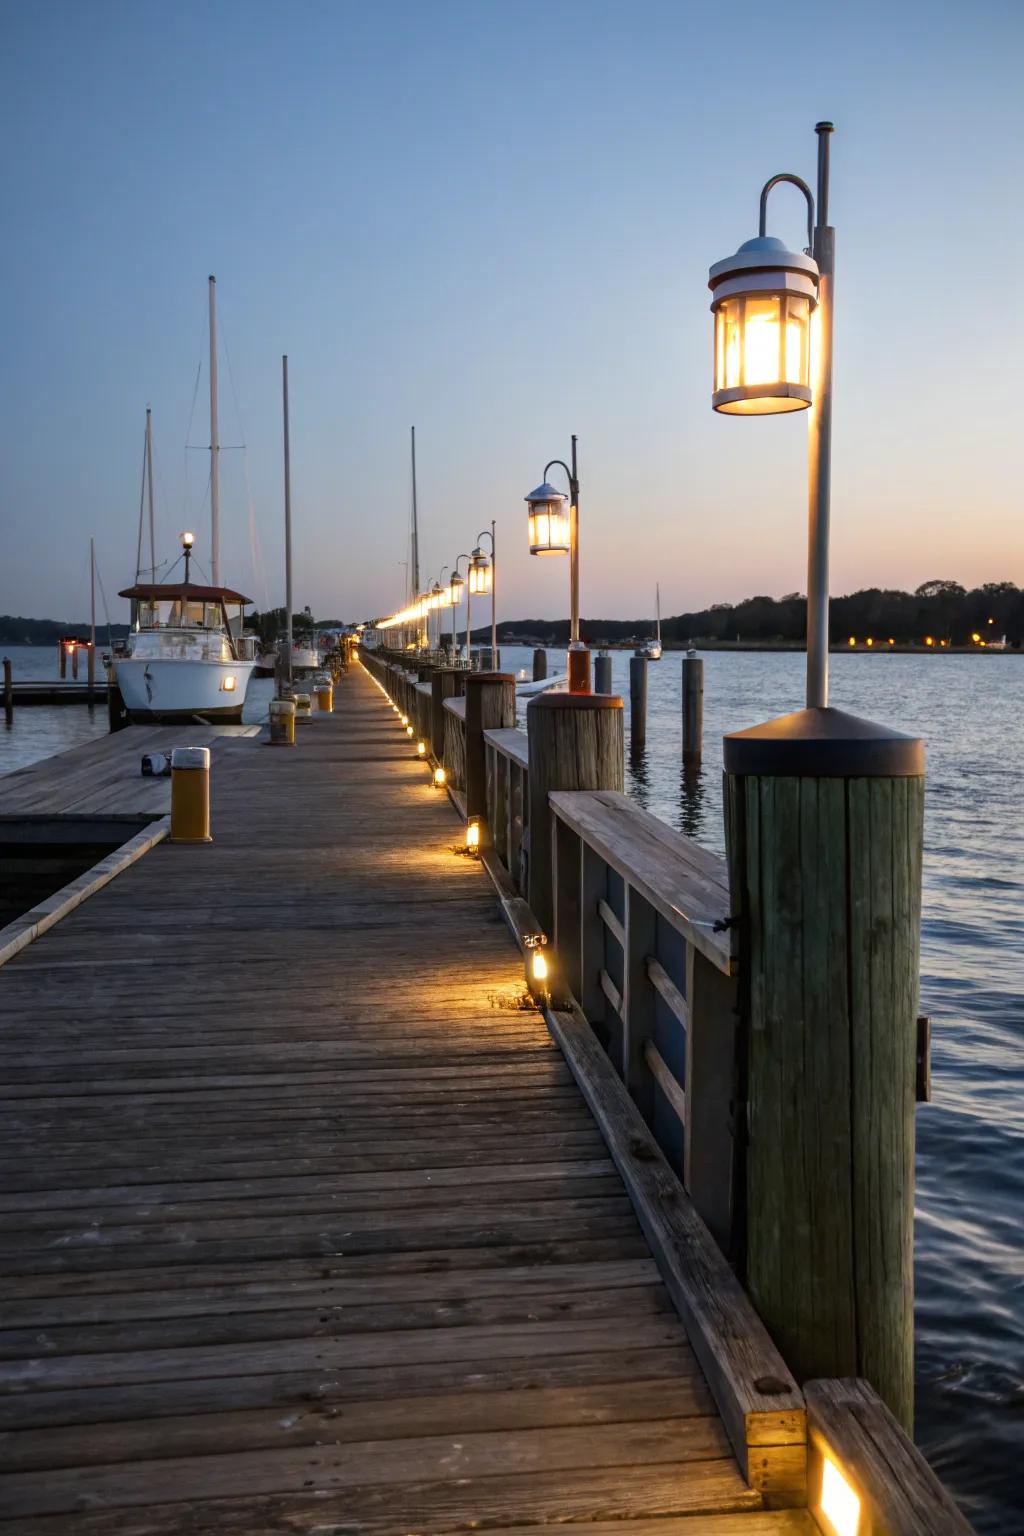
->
[145,407,156,580]
[89,536,96,701]
[208,275,220,586]
[656,582,661,646]
[410,426,419,600]
[282,355,293,692]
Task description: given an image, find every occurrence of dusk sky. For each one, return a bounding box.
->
[2,0,1021,625]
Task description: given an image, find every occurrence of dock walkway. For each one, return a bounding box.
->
[0,667,813,1532]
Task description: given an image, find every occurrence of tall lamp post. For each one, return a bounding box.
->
[470,520,497,665]
[712,123,925,1428]
[709,122,832,706]
[451,553,473,664]
[524,434,589,693]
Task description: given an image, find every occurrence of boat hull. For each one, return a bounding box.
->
[113,657,257,724]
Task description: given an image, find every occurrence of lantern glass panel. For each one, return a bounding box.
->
[469,560,492,595]
[528,501,570,555]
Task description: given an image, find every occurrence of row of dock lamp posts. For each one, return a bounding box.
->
[376,122,838,711]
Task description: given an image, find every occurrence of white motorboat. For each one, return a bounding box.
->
[114,576,257,722]
[112,276,257,723]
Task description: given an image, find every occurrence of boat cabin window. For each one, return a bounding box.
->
[135,599,226,631]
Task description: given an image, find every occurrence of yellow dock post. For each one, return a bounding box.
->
[170,746,212,843]
[269,698,296,745]
[315,681,333,713]
[294,693,312,720]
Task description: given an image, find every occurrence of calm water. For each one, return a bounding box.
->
[3,643,1021,1528]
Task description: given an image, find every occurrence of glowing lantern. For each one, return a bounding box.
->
[709,236,818,415]
[433,766,447,787]
[525,482,571,556]
[416,740,426,756]
[469,550,493,595]
[465,817,480,852]
[405,724,414,736]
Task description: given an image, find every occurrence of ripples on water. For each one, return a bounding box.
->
[4,644,1022,1527]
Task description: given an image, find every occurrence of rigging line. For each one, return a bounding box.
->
[93,560,113,647]
[183,350,203,524]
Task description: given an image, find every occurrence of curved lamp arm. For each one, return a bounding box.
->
[543,457,579,503]
[759,173,815,253]
[475,529,494,553]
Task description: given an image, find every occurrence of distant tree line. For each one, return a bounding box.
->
[0,615,129,645]
[495,581,1024,648]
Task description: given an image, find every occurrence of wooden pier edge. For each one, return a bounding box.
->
[0,815,169,969]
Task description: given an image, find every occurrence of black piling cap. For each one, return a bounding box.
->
[724,707,924,778]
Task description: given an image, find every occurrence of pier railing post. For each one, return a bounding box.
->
[682,654,703,763]
[464,673,515,833]
[629,655,648,749]
[594,652,613,695]
[724,708,924,1430]
[527,693,624,938]
[431,668,466,762]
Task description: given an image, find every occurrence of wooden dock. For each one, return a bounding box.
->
[0,662,971,1534]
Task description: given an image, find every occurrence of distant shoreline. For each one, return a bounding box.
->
[499,638,1018,656]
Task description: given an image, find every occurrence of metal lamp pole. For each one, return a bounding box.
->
[475,521,497,664]
[805,122,834,709]
[452,554,472,664]
[543,435,588,691]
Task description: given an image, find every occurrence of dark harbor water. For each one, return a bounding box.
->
[3,642,1021,1529]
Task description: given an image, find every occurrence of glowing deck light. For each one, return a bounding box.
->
[819,1457,861,1536]
[405,724,414,736]
[416,740,426,756]
[466,818,480,851]
[925,636,934,647]
[433,766,447,788]
[971,632,981,644]
[866,637,874,648]
[531,948,548,982]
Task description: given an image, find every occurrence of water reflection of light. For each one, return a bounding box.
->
[679,761,707,841]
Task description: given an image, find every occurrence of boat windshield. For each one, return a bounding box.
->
[135,599,226,632]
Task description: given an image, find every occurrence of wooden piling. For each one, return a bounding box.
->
[87,643,96,702]
[58,641,67,679]
[629,655,648,749]
[430,668,466,761]
[724,707,924,1429]
[464,672,516,827]
[682,654,703,762]
[594,652,613,695]
[2,657,12,723]
[532,648,547,682]
[527,692,624,936]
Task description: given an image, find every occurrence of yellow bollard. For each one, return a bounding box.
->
[170,746,212,843]
[294,692,312,720]
[315,682,333,713]
[268,698,296,745]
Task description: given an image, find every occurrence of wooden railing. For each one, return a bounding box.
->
[484,726,529,893]
[549,788,738,1253]
[442,695,466,791]
[481,723,739,1251]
